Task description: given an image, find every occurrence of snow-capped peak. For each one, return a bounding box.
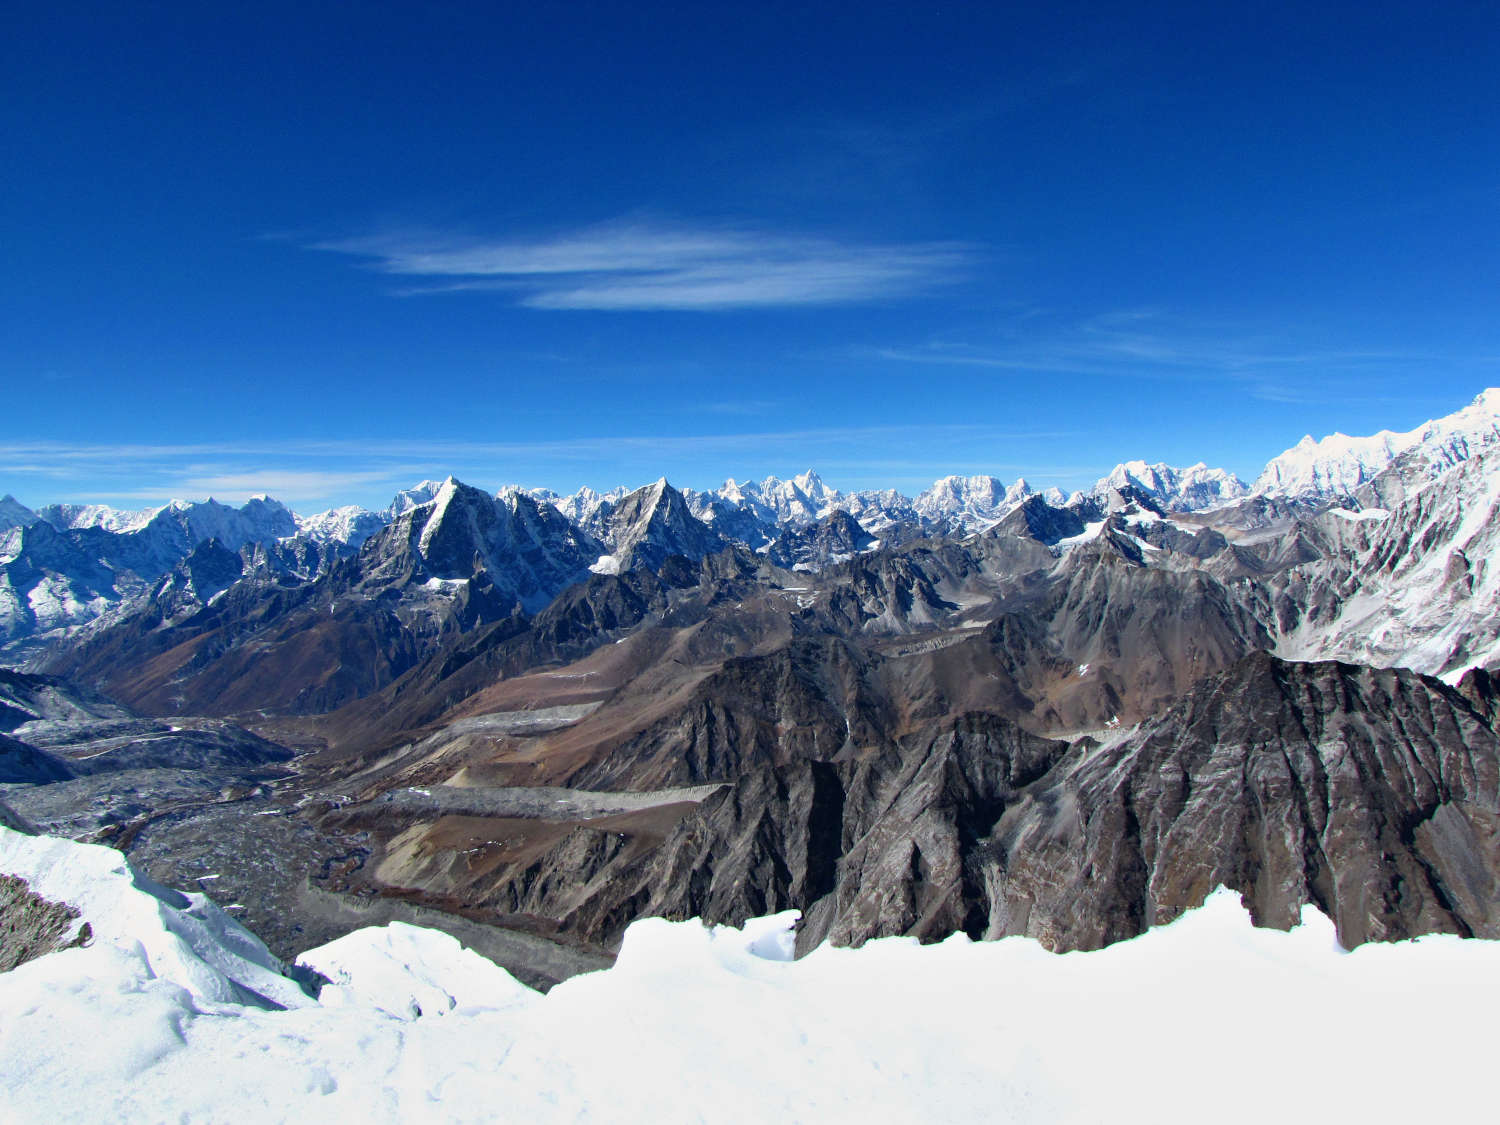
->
[912,474,1033,530]
[1091,461,1248,513]
[791,469,835,502]
[1253,388,1500,502]
[295,504,387,548]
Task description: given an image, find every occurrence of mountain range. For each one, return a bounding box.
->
[4,389,1500,987]
[9,389,1497,656]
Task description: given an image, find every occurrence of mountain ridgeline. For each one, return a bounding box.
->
[4,390,1500,970]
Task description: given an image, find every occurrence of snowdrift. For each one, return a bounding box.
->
[0,825,1493,1123]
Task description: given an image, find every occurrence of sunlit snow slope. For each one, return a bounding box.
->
[0,826,1494,1124]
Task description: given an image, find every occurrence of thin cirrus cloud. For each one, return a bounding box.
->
[870,311,1434,400]
[2,423,1083,508]
[312,222,973,311]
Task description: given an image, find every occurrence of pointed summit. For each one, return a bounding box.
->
[0,495,38,532]
[602,479,724,573]
[365,475,600,610]
[791,469,833,501]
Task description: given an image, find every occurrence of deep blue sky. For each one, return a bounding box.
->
[5,1,1498,512]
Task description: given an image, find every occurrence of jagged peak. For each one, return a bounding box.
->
[416,477,479,557]
[791,469,829,496]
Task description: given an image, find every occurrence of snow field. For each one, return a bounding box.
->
[1,825,1496,1123]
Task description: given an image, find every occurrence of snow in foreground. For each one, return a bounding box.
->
[1,826,1494,1124]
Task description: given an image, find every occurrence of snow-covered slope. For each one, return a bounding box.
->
[1254,388,1500,502]
[0,496,303,646]
[687,470,842,530]
[34,501,160,533]
[34,496,299,548]
[0,827,316,1010]
[1090,460,1249,512]
[510,483,627,542]
[384,480,448,519]
[686,470,924,540]
[295,504,388,549]
[1274,442,1500,679]
[2,826,1495,1124]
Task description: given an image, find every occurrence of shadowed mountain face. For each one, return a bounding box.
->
[598,479,726,574]
[374,655,1498,955]
[0,732,74,784]
[765,510,876,571]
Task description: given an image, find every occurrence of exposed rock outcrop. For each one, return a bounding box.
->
[403,655,1500,956]
[0,873,91,972]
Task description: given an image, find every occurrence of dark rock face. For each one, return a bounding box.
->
[0,798,37,833]
[688,497,777,551]
[982,653,1500,949]
[0,732,74,784]
[813,714,1065,948]
[992,494,1086,545]
[363,478,601,612]
[243,538,342,583]
[449,655,1500,955]
[0,495,39,533]
[603,479,725,574]
[766,510,876,571]
[568,637,880,790]
[1457,666,1500,727]
[149,538,245,623]
[1036,536,1274,726]
[0,874,91,972]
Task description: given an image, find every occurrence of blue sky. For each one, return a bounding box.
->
[5,1,1498,513]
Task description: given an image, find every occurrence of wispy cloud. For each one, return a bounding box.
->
[312,221,972,311]
[694,399,784,416]
[163,470,408,504]
[2,424,1076,510]
[871,311,1434,403]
